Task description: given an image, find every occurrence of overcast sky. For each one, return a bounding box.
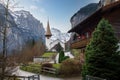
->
[15,0,100,33]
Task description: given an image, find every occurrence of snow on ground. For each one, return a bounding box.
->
[13,69,81,80]
[13,68,62,80]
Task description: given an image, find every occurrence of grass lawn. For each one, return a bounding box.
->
[20,63,41,74]
[42,52,57,58]
[20,63,61,74]
[72,49,79,56]
[53,63,61,69]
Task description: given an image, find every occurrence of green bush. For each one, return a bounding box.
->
[59,51,65,63]
[62,56,69,61]
[53,63,61,69]
[20,63,41,73]
[59,51,69,63]
[60,59,82,76]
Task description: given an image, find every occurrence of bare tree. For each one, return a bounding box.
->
[18,40,45,64]
[0,0,14,79]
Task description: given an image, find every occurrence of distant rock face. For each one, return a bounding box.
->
[12,10,45,43]
[50,28,70,43]
[0,3,45,53]
[71,3,99,27]
[45,28,70,50]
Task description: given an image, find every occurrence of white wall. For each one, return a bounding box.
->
[46,38,52,50]
[33,57,48,63]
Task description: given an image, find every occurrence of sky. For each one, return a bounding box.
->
[14,0,100,33]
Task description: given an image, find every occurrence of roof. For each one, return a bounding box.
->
[50,39,64,45]
[68,8,102,33]
[34,56,49,58]
[68,1,120,33]
[45,20,52,37]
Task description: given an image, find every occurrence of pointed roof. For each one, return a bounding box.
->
[45,20,52,38]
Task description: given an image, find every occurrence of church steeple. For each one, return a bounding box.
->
[45,20,52,39]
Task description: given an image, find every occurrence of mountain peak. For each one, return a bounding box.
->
[0,3,45,53]
[50,28,70,42]
[14,10,30,15]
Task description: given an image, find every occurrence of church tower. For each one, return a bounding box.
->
[45,20,52,50]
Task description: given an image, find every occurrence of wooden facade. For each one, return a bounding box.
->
[71,38,90,49]
[68,0,120,49]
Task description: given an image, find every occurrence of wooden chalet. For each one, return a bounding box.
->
[68,0,120,53]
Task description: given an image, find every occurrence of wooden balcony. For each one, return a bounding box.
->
[71,38,91,49]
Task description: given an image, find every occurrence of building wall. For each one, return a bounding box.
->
[103,8,120,40]
[101,0,119,6]
[46,38,52,50]
[33,57,49,63]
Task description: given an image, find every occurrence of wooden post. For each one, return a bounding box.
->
[33,75,34,80]
[38,75,40,80]
[28,77,30,80]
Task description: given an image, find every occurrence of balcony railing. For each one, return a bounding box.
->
[71,38,91,49]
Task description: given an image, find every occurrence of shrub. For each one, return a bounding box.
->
[53,63,61,69]
[41,63,53,68]
[59,51,70,63]
[59,51,65,63]
[62,56,69,61]
[20,63,41,73]
[60,58,82,76]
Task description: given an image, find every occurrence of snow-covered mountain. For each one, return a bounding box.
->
[0,3,45,53]
[12,10,45,43]
[50,28,70,43]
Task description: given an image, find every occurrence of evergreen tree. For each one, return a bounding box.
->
[59,51,65,63]
[82,19,120,80]
[58,51,69,63]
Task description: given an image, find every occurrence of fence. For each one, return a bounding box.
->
[86,75,106,80]
[41,67,58,75]
[0,74,40,80]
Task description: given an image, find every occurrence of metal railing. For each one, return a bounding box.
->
[86,75,106,80]
[0,74,40,80]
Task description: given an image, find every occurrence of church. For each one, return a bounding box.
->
[45,20,65,51]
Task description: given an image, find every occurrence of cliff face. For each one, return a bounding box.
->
[71,3,99,27]
[0,4,45,53]
[12,10,45,43]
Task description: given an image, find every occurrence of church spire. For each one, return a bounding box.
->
[45,20,52,39]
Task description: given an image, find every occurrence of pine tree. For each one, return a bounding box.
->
[82,19,120,80]
[59,51,64,63]
[58,50,69,63]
